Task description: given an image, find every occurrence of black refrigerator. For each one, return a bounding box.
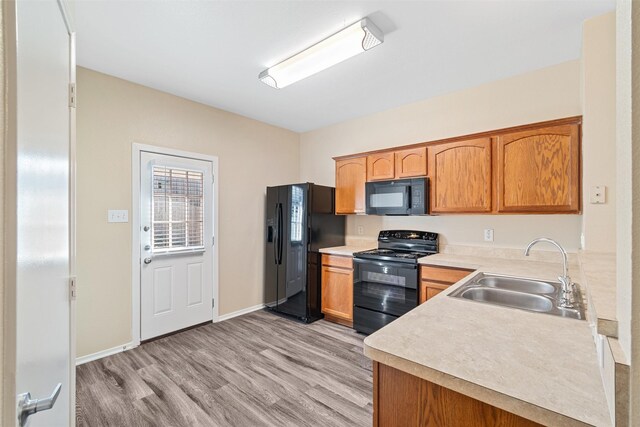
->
[265,183,345,323]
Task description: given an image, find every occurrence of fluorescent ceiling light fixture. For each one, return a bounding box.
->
[259,18,384,89]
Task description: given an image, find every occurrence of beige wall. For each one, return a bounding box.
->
[582,12,617,253]
[630,2,639,422]
[300,60,584,250]
[0,0,5,418]
[76,67,299,358]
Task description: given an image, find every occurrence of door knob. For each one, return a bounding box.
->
[144,257,152,264]
[143,225,150,232]
[17,383,62,427]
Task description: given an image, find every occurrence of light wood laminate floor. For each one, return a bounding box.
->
[76,310,372,426]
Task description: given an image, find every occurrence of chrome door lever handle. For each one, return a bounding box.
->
[144,257,152,264]
[18,383,62,427]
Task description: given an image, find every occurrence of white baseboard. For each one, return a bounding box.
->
[216,303,265,322]
[75,342,136,366]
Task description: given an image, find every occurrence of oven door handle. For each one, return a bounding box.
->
[352,257,418,270]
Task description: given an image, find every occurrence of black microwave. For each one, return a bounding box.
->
[365,178,429,215]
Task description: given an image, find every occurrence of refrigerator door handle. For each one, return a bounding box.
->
[273,203,279,265]
[277,203,284,264]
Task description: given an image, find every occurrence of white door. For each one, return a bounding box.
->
[140,151,214,340]
[14,1,73,426]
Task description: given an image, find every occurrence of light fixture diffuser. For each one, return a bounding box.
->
[259,18,384,89]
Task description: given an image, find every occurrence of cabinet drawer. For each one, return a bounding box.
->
[321,254,353,269]
[420,265,472,284]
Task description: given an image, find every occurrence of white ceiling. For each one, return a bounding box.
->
[75,0,614,133]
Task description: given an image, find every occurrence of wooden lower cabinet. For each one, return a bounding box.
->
[321,254,353,326]
[420,281,449,302]
[373,362,541,427]
[420,265,473,304]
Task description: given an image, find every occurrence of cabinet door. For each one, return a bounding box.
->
[367,152,395,181]
[497,124,580,213]
[428,138,492,213]
[395,147,427,178]
[420,281,451,304]
[335,157,366,214]
[321,266,353,321]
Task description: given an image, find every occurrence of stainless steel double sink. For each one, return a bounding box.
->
[448,273,585,320]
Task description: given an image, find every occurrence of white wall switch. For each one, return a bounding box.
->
[357,225,364,235]
[590,185,606,204]
[484,229,494,242]
[108,209,129,223]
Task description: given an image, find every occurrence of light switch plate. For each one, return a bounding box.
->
[484,229,494,242]
[108,209,129,223]
[357,225,364,235]
[590,185,606,204]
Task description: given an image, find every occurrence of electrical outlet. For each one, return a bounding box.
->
[357,225,364,235]
[108,209,129,223]
[484,229,494,242]
[590,185,606,204]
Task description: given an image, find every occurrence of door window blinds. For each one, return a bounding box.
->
[290,185,304,243]
[152,166,204,252]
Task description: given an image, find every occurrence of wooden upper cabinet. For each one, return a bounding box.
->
[428,138,492,213]
[335,157,367,214]
[367,152,395,181]
[395,147,427,178]
[497,124,580,213]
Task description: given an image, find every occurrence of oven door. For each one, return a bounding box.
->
[353,258,418,317]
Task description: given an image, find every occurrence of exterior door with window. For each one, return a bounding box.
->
[140,151,214,340]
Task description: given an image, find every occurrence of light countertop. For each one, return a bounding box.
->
[364,253,611,427]
[318,245,375,257]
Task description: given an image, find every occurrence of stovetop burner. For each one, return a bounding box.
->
[353,248,436,263]
[353,230,439,264]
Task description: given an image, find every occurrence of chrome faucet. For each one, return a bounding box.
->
[524,237,575,308]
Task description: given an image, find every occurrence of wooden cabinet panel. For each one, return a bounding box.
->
[395,147,427,178]
[321,254,353,269]
[374,362,542,427]
[420,266,473,304]
[420,266,473,284]
[321,264,353,322]
[335,157,366,214]
[497,124,580,213]
[367,152,395,181]
[419,281,451,304]
[428,138,492,213]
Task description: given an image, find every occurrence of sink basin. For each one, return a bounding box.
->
[459,288,553,313]
[476,276,557,294]
[448,273,584,320]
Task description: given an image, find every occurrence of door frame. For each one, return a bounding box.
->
[131,143,219,347]
[3,1,76,425]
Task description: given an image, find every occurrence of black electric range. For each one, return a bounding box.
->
[352,230,439,334]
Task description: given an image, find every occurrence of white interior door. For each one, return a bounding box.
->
[14,1,73,426]
[140,151,214,340]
